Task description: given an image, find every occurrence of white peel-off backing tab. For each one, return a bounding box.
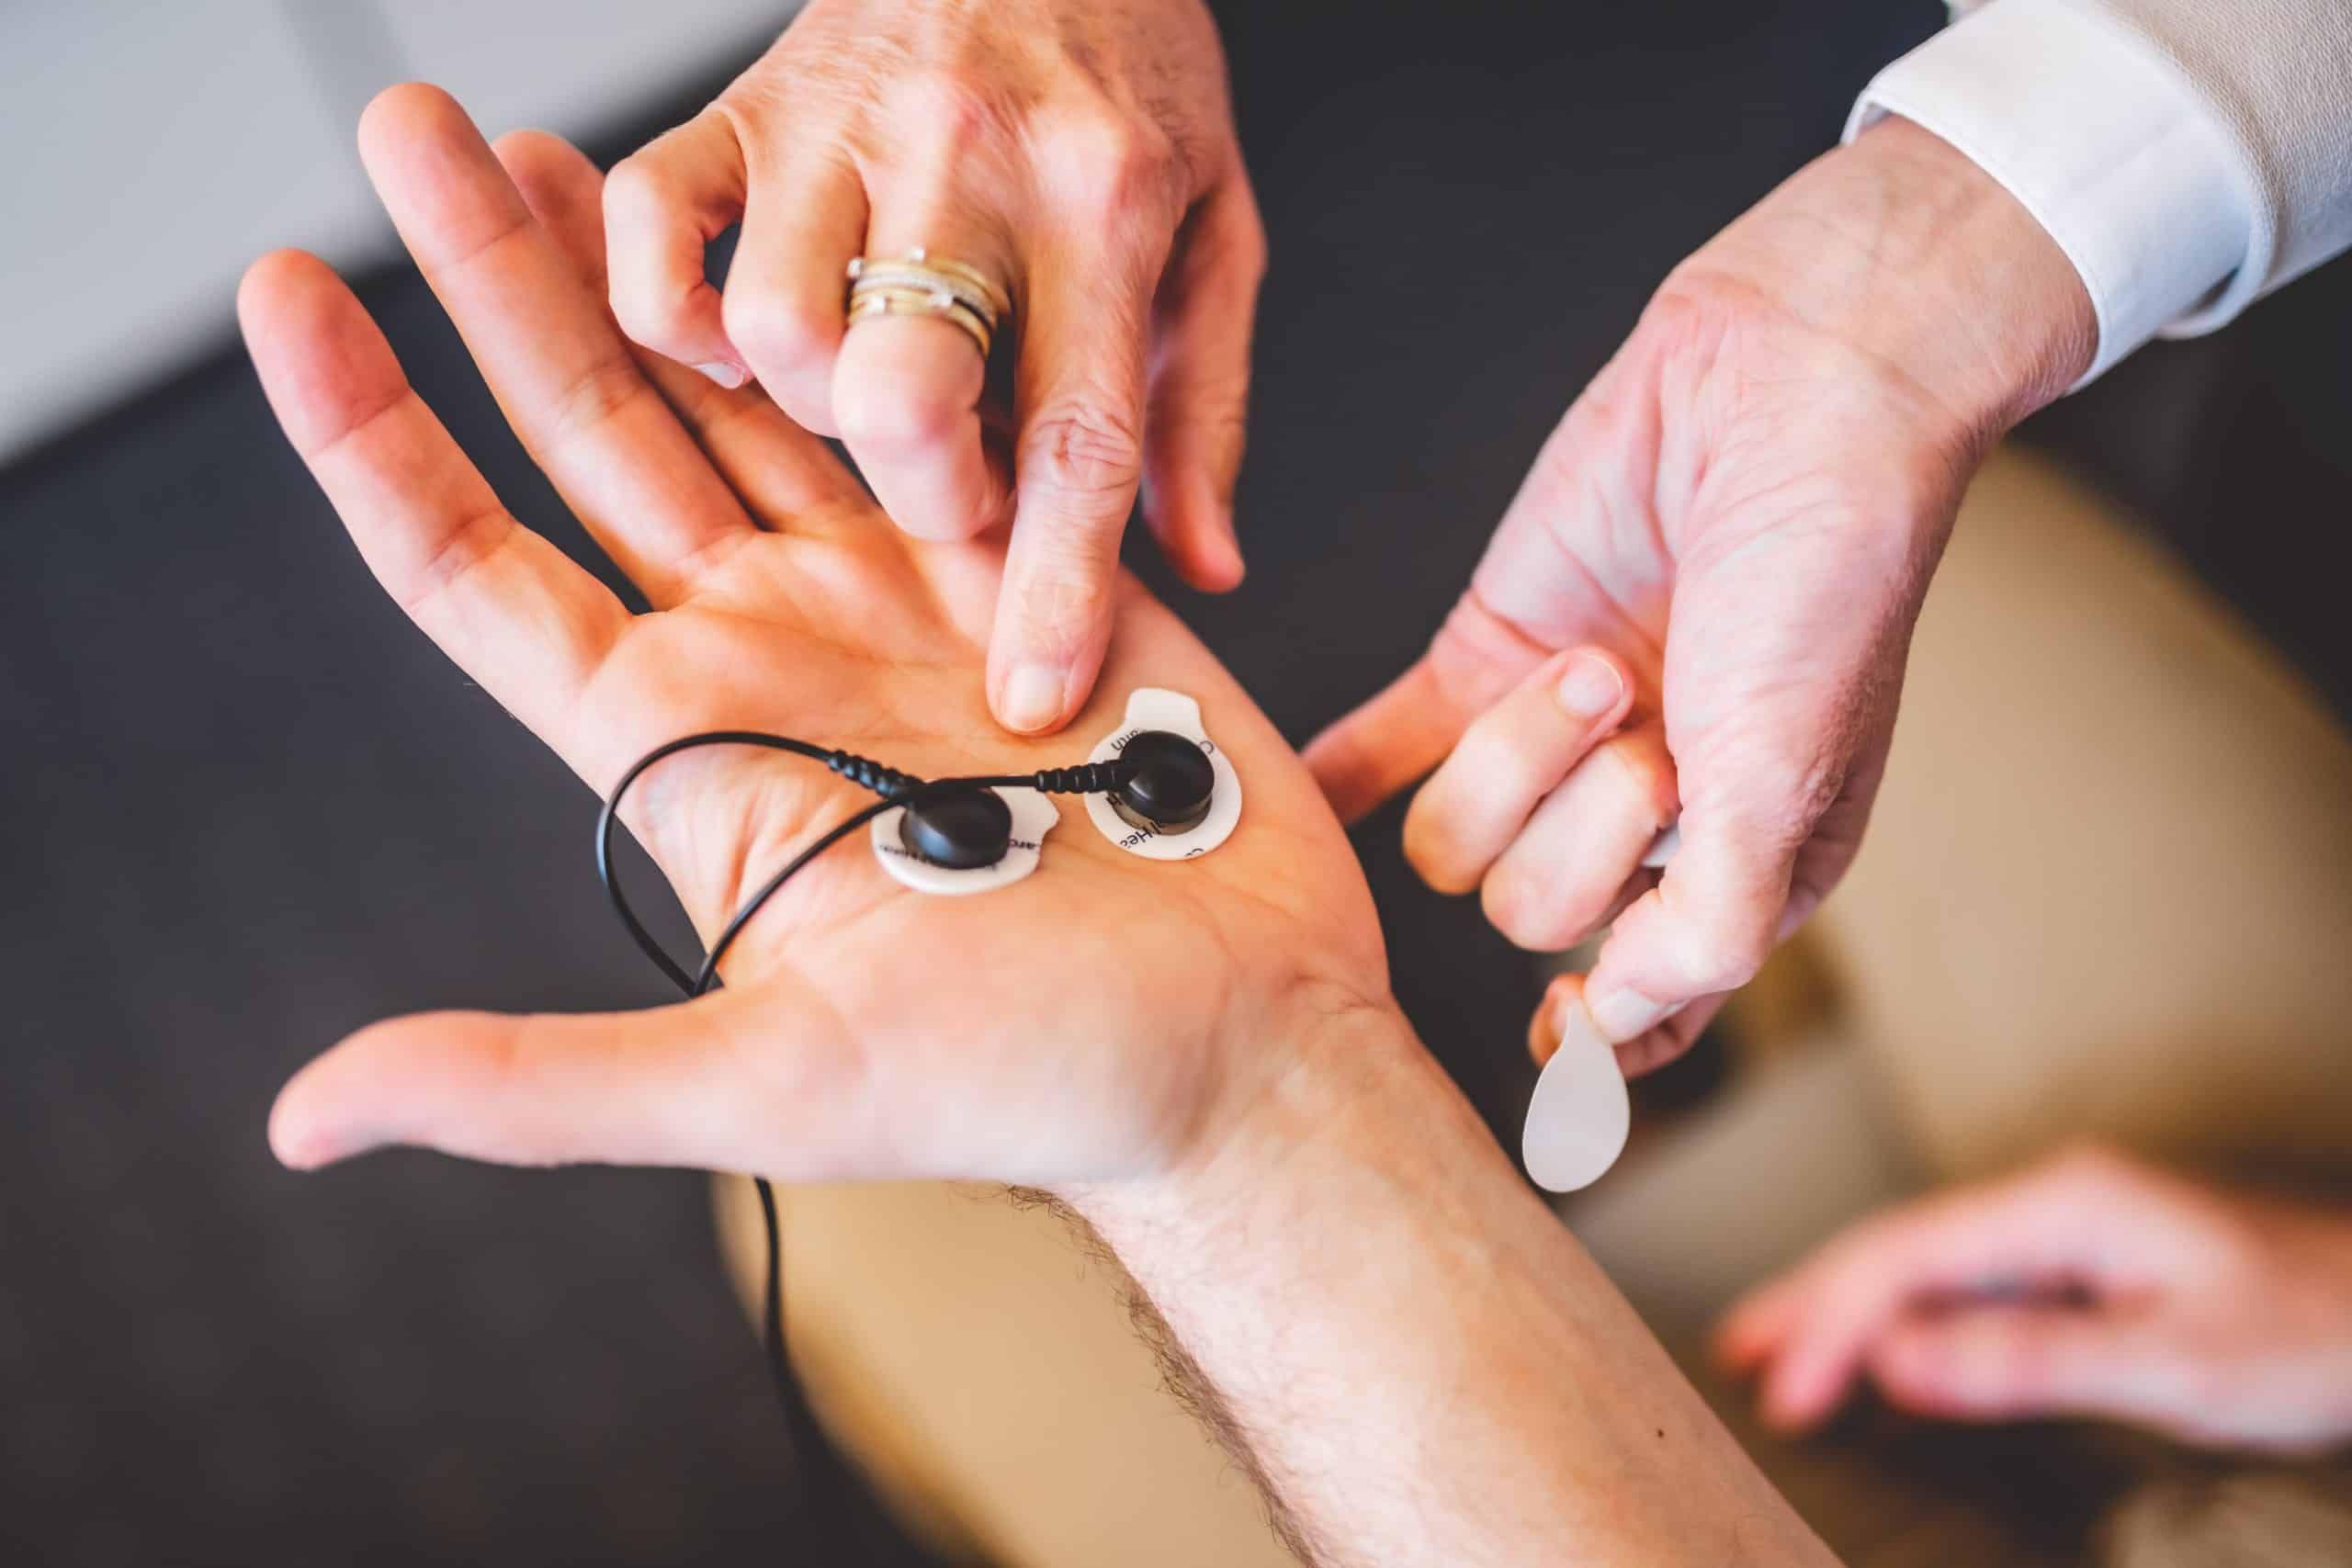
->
[1083,689,1242,861]
[1521,818,1678,1191]
[871,786,1059,896]
[1523,1009,1632,1193]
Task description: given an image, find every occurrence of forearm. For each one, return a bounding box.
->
[1068,1009,1838,1568]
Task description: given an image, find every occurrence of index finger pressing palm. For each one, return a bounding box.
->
[245,86,1380,1191]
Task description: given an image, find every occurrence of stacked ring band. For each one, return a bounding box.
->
[845,247,1010,360]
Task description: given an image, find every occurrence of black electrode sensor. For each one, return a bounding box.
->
[899,784,1016,868]
[1112,729,1216,834]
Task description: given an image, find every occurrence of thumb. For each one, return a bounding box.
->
[1579,604,1905,1045]
[1581,800,1806,1042]
[268,984,861,1179]
[1866,1303,2182,1428]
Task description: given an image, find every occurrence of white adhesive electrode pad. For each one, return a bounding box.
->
[1083,689,1241,859]
[1521,818,1679,1191]
[871,786,1059,895]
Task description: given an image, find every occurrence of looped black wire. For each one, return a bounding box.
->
[589,728,1137,1549]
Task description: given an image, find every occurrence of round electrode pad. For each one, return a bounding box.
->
[872,785,1059,895]
[1520,818,1679,1191]
[1083,689,1241,860]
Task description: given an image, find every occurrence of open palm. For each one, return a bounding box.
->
[250,86,1383,1190]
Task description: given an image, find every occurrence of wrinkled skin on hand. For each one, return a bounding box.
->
[604,0,1262,737]
[1310,117,2095,1076]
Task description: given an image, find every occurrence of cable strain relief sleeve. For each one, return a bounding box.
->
[825,750,923,801]
[1032,761,1133,795]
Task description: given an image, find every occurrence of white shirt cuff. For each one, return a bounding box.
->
[1846,0,2256,386]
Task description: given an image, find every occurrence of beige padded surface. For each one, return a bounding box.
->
[716,1178,1300,1567]
[1814,448,2352,1182]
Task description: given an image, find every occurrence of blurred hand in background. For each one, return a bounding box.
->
[1306,116,2097,1077]
[603,0,1261,738]
[1717,1145,2352,1455]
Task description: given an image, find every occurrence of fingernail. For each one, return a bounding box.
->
[695,361,748,389]
[1529,991,1567,1066]
[1001,663,1066,733]
[1589,987,1682,1042]
[1555,651,1624,721]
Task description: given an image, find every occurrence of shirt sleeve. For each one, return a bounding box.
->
[1847,0,2352,387]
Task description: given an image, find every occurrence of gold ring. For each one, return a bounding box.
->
[845,248,1009,360]
[845,287,994,359]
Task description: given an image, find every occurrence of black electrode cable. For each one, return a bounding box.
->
[592,729,1136,1552]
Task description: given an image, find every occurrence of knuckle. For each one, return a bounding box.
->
[720,284,834,375]
[1034,104,1178,213]
[601,152,672,225]
[883,69,1007,149]
[1023,397,1146,506]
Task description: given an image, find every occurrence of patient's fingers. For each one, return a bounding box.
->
[239,249,627,767]
[492,129,861,523]
[357,84,753,604]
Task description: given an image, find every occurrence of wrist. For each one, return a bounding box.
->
[1673,113,2097,451]
[1065,997,1488,1237]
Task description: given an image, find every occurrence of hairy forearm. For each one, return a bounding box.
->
[1065,1010,1838,1568]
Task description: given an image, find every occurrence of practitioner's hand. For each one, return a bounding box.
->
[604,0,1261,737]
[248,86,1382,1192]
[1307,117,2096,1077]
[1718,1146,2352,1454]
